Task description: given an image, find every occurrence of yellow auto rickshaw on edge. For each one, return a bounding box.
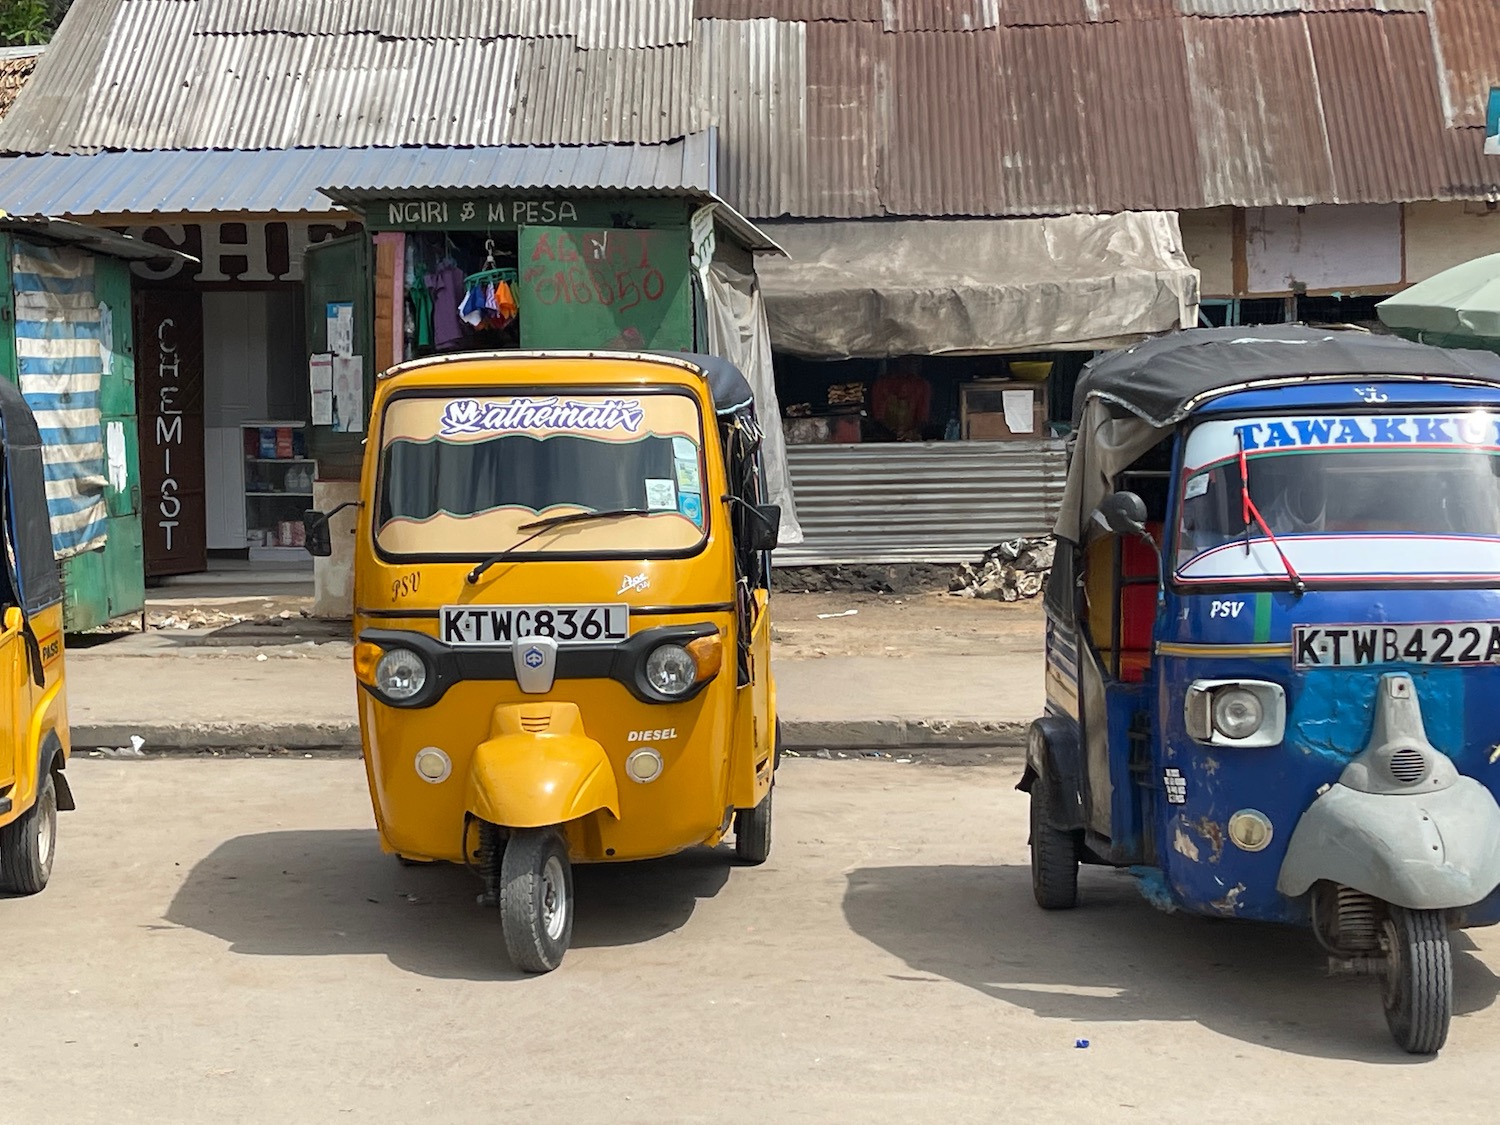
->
[305,351,781,971]
[0,376,73,894]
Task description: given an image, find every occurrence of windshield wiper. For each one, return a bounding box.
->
[1237,434,1306,597]
[465,508,652,585]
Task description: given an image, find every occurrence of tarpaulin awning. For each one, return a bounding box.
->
[755,213,1201,359]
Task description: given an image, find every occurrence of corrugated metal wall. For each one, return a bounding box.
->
[774,441,1066,565]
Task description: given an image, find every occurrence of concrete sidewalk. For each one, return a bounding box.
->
[64,630,1043,757]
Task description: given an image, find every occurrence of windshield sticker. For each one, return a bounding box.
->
[678,492,703,527]
[645,478,678,510]
[672,437,696,460]
[438,396,645,437]
[1183,473,1210,500]
[675,459,700,491]
[1234,413,1500,453]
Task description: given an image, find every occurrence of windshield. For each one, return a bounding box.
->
[375,390,709,558]
[1176,411,1500,584]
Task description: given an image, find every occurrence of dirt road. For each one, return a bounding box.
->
[3,759,1494,1124]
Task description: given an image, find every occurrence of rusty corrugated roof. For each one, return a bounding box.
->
[1430,0,1500,128]
[1,0,1495,218]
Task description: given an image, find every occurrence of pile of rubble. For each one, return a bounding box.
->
[949,536,1055,601]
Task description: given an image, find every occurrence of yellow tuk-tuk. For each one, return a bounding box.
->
[305,351,781,971]
[0,377,73,894]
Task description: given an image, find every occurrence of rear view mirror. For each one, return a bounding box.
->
[747,503,781,552]
[2,605,21,633]
[1093,491,1148,538]
[303,510,332,558]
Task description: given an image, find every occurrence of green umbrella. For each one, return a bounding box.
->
[1377,253,1500,352]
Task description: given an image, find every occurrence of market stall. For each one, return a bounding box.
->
[756,213,1201,564]
[303,134,801,613]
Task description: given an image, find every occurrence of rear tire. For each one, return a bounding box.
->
[1029,774,1079,910]
[735,786,773,865]
[0,771,57,896]
[499,828,573,973]
[1381,906,1452,1055]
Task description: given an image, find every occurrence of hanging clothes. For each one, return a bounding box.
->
[408,280,434,348]
[427,264,466,348]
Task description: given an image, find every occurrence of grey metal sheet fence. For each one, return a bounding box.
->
[773,440,1067,565]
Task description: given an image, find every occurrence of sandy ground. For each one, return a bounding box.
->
[111,586,1045,662]
[3,758,1496,1124]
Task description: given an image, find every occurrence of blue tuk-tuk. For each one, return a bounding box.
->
[1025,325,1500,1054]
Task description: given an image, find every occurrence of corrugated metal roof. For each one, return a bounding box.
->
[196,0,694,48]
[0,215,196,263]
[693,1,880,19]
[1307,10,1447,203]
[508,38,698,145]
[1430,0,1500,128]
[1183,14,1335,205]
[882,0,1000,31]
[2,0,1497,217]
[802,17,880,217]
[0,135,785,253]
[695,18,808,219]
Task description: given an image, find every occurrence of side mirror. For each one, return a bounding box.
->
[1092,491,1149,537]
[303,510,333,558]
[746,503,781,552]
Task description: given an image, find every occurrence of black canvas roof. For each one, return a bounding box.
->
[1074,325,1500,428]
[658,352,755,416]
[0,377,62,615]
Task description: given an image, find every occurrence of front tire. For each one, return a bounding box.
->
[1381,906,1452,1055]
[0,771,57,895]
[499,828,573,973]
[735,786,773,865]
[1029,774,1079,910]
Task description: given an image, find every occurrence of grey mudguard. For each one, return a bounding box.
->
[1277,778,1500,909]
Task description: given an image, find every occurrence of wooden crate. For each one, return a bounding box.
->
[961,381,1048,440]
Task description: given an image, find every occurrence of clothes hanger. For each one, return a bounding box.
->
[464,237,517,285]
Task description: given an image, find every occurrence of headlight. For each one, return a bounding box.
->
[1212,688,1264,740]
[645,644,696,696]
[375,648,427,701]
[1184,679,1285,747]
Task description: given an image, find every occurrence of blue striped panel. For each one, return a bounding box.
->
[50,517,107,554]
[18,356,105,377]
[13,320,105,340]
[13,241,109,559]
[11,271,97,296]
[19,391,102,412]
[33,424,103,443]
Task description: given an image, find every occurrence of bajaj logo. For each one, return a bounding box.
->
[523,647,545,669]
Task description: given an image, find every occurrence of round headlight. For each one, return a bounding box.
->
[375,648,427,701]
[1212,687,1264,740]
[645,644,696,696]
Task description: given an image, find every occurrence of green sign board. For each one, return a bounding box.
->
[517,227,693,352]
[365,196,690,233]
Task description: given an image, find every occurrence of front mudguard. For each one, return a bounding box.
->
[1277,779,1500,910]
[464,703,620,829]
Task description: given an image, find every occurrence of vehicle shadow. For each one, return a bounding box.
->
[843,863,1500,1062]
[165,829,730,981]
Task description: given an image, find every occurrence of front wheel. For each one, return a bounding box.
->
[735,786,773,865]
[1029,774,1079,911]
[1381,906,1452,1055]
[499,828,573,973]
[0,771,57,895]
